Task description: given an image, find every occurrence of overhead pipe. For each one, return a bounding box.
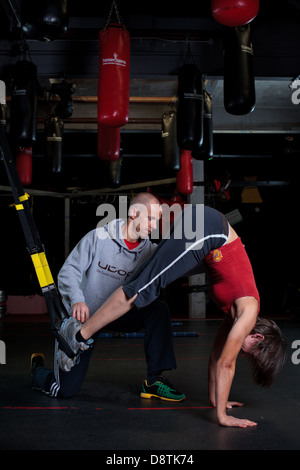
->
[6,95,178,104]
[66,96,177,104]
[35,117,163,125]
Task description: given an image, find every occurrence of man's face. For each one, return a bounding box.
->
[131,203,161,239]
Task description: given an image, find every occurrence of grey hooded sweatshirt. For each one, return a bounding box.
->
[57,219,157,316]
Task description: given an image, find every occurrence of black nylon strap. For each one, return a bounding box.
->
[0,124,75,358]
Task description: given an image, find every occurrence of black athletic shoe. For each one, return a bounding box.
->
[30,353,45,375]
[140,376,185,402]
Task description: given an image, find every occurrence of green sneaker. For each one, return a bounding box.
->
[140,377,185,402]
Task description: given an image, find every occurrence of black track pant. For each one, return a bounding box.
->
[32,299,176,398]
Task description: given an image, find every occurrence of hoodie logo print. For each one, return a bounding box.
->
[98,261,132,280]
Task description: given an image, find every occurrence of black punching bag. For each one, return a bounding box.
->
[162,110,180,171]
[193,90,213,160]
[10,60,37,147]
[45,116,64,173]
[21,0,69,41]
[177,64,203,150]
[223,24,255,115]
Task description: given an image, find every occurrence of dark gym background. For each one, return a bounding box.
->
[0,0,300,452]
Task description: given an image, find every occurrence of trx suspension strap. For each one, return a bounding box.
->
[0,124,75,358]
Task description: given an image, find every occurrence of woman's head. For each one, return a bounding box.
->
[243,317,287,387]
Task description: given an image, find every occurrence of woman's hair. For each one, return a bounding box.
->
[247,317,287,387]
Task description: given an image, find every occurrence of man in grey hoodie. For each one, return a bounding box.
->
[31,192,185,402]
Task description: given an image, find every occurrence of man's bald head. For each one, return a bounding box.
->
[128,192,161,239]
[129,192,161,211]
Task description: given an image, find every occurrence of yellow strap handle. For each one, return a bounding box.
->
[10,193,30,211]
[19,193,30,202]
[31,252,54,288]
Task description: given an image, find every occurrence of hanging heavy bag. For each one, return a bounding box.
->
[21,0,69,41]
[223,24,255,115]
[211,0,259,27]
[97,23,130,128]
[45,116,64,173]
[162,110,180,172]
[193,90,213,160]
[97,124,120,161]
[15,147,32,186]
[177,63,203,151]
[176,149,193,195]
[10,60,37,147]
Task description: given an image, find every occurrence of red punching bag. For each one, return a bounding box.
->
[97,23,130,128]
[176,149,193,195]
[212,0,259,27]
[16,147,32,186]
[97,124,120,161]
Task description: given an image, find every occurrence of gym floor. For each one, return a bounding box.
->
[0,313,299,453]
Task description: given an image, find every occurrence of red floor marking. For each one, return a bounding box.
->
[2,406,79,410]
[2,406,210,411]
[92,356,207,361]
[128,406,213,410]
[91,357,146,361]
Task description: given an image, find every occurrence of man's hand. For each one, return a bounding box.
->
[72,302,89,323]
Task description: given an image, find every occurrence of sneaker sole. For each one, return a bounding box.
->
[140,392,185,402]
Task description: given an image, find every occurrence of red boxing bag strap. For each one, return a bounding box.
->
[211,0,259,27]
[97,23,130,128]
[97,124,120,161]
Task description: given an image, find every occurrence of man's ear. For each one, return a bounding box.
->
[129,206,139,219]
